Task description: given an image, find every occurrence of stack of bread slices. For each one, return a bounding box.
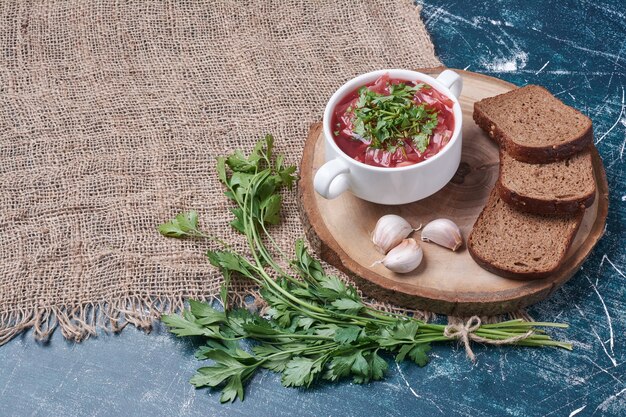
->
[468,85,597,279]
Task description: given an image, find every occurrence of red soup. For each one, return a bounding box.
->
[331,74,455,168]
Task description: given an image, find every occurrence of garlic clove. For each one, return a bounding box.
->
[372,238,423,273]
[371,214,415,254]
[420,218,463,251]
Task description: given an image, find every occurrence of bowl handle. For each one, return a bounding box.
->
[436,70,463,98]
[314,158,350,199]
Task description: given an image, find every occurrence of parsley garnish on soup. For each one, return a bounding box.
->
[331,74,455,168]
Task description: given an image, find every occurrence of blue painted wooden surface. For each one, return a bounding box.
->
[1,1,624,416]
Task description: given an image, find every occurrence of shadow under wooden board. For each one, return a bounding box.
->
[298,68,609,316]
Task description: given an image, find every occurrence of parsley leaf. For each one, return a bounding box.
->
[220,374,244,403]
[408,344,431,367]
[261,194,282,225]
[158,211,203,238]
[330,298,364,315]
[282,357,324,388]
[334,325,362,345]
[161,310,213,337]
[368,351,388,380]
[412,133,430,153]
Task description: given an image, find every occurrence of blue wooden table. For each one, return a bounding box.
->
[1,1,624,416]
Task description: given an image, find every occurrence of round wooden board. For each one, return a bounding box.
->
[298,68,609,316]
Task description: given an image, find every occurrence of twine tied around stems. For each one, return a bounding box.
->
[444,316,535,362]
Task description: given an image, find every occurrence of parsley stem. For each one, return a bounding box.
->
[247,223,373,326]
[260,221,292,265]
[364,308,411,323]
[194,230,231,249]
[239,176,324,317]
[258,342,340,363]
[251,223,301,285]
[473,328,547,338]
[482,320,569,329]
[249,333,334,341]
[228,170,390,328]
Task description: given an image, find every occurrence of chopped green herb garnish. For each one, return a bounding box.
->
[351,82,438,152]
[412,133,430,153]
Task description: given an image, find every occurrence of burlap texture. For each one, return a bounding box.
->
[0,0,441,345]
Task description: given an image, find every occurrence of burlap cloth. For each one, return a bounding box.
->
[0,0,446,345]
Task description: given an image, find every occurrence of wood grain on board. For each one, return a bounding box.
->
[298,69,609,315]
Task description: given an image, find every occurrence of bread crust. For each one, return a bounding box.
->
[467,196,584,280]
[495,148,596,215]
[495,178,595,215]
[473,96,593,164]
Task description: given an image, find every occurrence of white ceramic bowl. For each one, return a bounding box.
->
[314,69,463,205]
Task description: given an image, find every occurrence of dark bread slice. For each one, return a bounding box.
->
[496,147,596,215]
[468,188,583,280]
[473,85,592,163]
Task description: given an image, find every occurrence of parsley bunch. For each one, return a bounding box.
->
[159,135,572,403]
[349,82,439,153]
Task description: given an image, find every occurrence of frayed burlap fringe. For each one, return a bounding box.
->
[0,285,261,345]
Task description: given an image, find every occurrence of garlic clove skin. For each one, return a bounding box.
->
[420,218,463,251]
[373,238,423,273]
[371,214,414,254]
